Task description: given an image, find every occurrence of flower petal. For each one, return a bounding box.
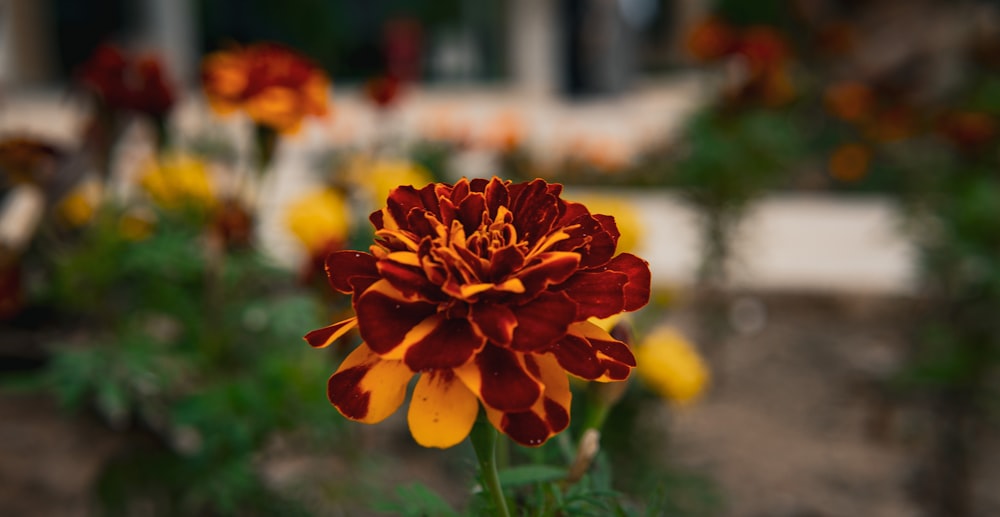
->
[606,253,651,311]
[327,343,413,423]
[469,302,518,346]
[403,315,486,370]
[355,280,438,356]
[407,371,479,448]
[455,345,541,412]
[377,252,445,302]
[509,291,577,351]
[558,269,628,320]
[515,251,580,296]
[482,354,571,447]
[303,317,357,348]
[547,321,636,381]
[325,251,378,293]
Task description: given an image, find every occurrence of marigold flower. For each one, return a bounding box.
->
[364,74,403,109]
[938,111,997,151]
[286,188,351,282]
[567,195,642,253]
[685,17,737,62]
[211,198,254,249]
[76,45,176,117]
[824,81,874,123]
[57,178,101,227]
[305,177,651,447]
[828,143,871,183]
[0,136,63,185]
[201,43,331,134]
[635,326,709,405]
[139,154,216,210]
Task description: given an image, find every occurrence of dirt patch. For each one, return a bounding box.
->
[2,291,990,516]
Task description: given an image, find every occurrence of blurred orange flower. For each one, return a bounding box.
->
[864,105,918,143]
[938,111,997,151]
[828,143,871,183]
[685,17,737,62]
[0,136,63,185]
[824,81,875,123]
[201,43,331,134]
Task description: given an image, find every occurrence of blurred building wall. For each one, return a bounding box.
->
[0,0,56,88]
[508,0,561,96]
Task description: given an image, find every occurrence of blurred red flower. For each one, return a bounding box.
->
[76,44,176,117]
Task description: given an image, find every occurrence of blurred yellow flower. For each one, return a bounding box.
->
[139,154,215,210]
[349,158,433,206]
[119,209,156,241]
[285,188,350,255]
[636,326,710,405]
[57,178,101,227]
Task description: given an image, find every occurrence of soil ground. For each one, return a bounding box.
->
[2,291,998,516]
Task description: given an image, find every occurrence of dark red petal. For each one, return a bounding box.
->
[377,258,444,302]
[559,269,628,320]
[457,191,487,235]
[509,291,577,351]
[451,177,471,204]
[386,185,426,229]
[469,303,518,346]
[356,285,438,355]
[487,245,526,281]
[553,199,585,222]
[501,411,550,447]
[304,317,356,348]
[547,334,605,379]
[369,209,385,230]
[327,366,370,419]
[592,336,637,367]
[405,206,436,236]
[469,177,489,192]
[607,253,651,311]
[509,180,560,244]
[557,213,618,268]
[476,345,540,411]
[547,324,637,381]
[404,318,486,370]
[325,251,378,293]
[543,397,569,433]
[516,252,580,296]
[483,177,510,218]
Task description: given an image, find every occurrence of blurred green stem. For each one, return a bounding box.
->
[470,413,511,517]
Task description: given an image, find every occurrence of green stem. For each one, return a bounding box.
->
[470,414,511,517]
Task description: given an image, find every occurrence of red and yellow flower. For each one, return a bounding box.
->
[201,43,331,134]
[305,177,650,448]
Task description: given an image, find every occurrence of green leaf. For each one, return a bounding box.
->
[498,465,567,487]
[369,482,459,517]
